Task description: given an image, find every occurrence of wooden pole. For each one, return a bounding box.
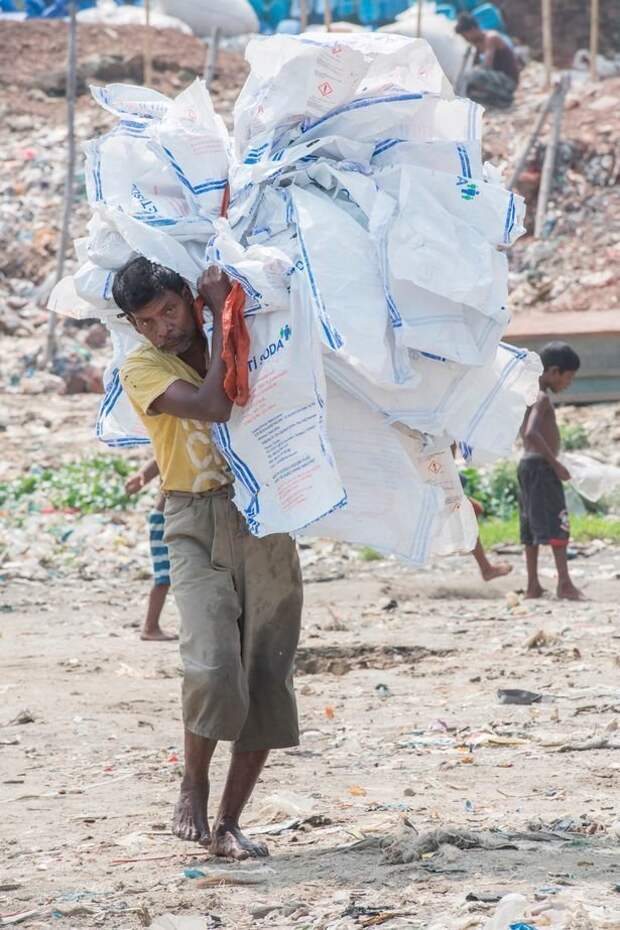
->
[590,0,600,80]
[44,0,77,370]
[508,87,556,190]
[143,0,152,88]
[300,0,308,32]
[323,0,332,31]
[541,0,553,88]
[534,76,569,239]
[204,25,221,89]
[416,0,423,37]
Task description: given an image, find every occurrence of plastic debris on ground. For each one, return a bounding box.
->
[49,31,542,564]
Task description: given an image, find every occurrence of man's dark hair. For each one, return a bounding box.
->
[112,256,186,316]
[540,341,581,373]
[455,12,480,35]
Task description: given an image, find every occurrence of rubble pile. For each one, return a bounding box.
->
[484,65,620,318]
[0,21,248,393]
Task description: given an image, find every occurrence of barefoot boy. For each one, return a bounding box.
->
[125,459,178,642]
[519,342,583,600]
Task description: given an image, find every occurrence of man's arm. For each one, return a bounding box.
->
[150,268,234,423]
[523,394,570,480]
[481,33,501,68]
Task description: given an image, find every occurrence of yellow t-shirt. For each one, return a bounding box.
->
[120,344,232,494]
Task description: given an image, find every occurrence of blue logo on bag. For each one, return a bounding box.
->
[248,327,293,372]
[456,177,480,201]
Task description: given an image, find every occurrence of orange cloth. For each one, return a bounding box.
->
[193,286,250,407]
[221,282,250,406]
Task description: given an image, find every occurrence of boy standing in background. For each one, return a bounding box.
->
[519,342,583,601]
[125,459,178,642]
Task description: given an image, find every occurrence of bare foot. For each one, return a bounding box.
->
[172,779,210,845]
[524,584,546,599]
[557,582,586,601]
[141,628,178,642]
[211,821,269,860]
[480,561,513,582]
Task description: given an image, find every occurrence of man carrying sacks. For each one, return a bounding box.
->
[115,256,303,860]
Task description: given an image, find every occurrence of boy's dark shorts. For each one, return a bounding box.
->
[518,455,570,547]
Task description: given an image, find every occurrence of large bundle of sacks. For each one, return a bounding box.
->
[50,32,540,564]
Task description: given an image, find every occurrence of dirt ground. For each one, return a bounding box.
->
[2,402,620,930]
[2,18,620,930]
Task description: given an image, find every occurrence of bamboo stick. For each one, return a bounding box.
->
[541,0,553,88]
[590,0,600,80]
[44,0,77,369]
[508,87,556,190]
[324,0,332,32]
[143,0,152,88]
[534,76,569,239]
[300,0,308,32]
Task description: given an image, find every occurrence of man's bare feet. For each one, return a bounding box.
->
[211,820,269,860]
[524,584,546,599]
[480,561,513,582]
[172,778,210,845]
[557,581,586,601]
[141,627,178,642]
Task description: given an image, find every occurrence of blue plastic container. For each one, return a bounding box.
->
[472,2,506,32]
[436,3,457,19]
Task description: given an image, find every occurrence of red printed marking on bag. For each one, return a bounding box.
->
[318,81,334,97]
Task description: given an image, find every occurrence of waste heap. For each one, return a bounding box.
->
[50,32,541,563]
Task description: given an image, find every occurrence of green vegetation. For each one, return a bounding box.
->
[560,423,589,451]
[480,514,620,548]
[460,460,519,520]
[0,456,135,514]
[358,546,383,561]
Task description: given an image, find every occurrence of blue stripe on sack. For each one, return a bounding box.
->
[503,193,516,244]
[302,92,424,135]
[149,512,165,523]
[153,559,171,572]
[96,372,122,436]
[459,441,474,462]
[149,527,164,538]
[380,233,402,329]
[161,145,227,197]
[214,424,260,495]
[457,144,472,178]
[104,437,151,448]
[151,548,168,559]
[465,354,521,442]
[293,212,343,351]
[103,272,114,300]
[498,341,527,360]
[373,138,404,158]
[410,488,435,565]
[93,147,103,202]
[421,351,448,362]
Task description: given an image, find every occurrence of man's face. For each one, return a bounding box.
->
[463,27,483,48]
[130,287,197,355]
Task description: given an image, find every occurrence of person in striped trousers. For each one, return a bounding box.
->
[125,459,178,641]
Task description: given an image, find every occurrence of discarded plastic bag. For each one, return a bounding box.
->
[562,452,620,503]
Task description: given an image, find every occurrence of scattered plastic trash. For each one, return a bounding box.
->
[150,916,208,930]
[497,689,544,705]
[183,868,207,880]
